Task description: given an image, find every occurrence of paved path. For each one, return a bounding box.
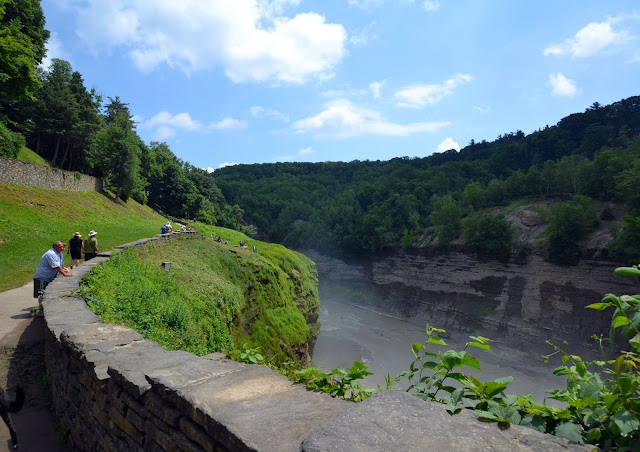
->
[0,282,66,451]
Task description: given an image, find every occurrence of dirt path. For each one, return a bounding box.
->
[0,283,67,451]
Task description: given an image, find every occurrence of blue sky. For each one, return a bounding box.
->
[41,1,640,171]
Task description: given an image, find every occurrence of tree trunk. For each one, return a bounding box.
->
[51,135,62,167]
[59,140,71,169]
[35,131,41,154]
[67,146,74,171]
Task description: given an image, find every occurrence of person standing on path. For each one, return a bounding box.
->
[32,241,72,298]
[68,232,83,268]
[84,230,99,261]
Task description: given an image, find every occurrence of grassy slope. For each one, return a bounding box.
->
[0,183,168,292]
[16,146,50,166]
[81,236,319,364]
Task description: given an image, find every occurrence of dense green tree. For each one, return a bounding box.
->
[545,195,598,264]
[463,214,514,262]
[429,195,463,246]
[88,110,143,202]
[0,0,49,110]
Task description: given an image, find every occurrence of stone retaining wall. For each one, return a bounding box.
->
[0,156,102,192]
[41,233,586,451]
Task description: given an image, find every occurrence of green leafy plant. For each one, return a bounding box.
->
[226,344,264,364]
[277,361,374,402]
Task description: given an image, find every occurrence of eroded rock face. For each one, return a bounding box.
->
[303,249,637,354]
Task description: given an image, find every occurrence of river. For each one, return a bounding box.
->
[311,295,568,403]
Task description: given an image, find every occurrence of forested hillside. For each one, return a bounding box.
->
[213,96,640,263]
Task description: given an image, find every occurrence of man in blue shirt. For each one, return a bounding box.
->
[33,241,72,298]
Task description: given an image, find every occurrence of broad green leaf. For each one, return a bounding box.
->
[554,422,584,443]
[441,350,465,370]
[612,315,631,329]
[613,411,640,436]
[426,337,446,346]
[585,302,611,311]
[586,428,601,442]
[467,342,491,351]
[629,333,640,351]
[412,342,425,356]
[422,361,438,369]
[519,414,546,432]
[614,266,640,277]
[462,355,481,370]
[576,361,587,377]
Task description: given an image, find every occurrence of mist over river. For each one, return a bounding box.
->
[311,294,568,403]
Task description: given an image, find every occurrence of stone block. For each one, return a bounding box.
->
[145,391,183,427]
[300,391,588,452]
[110,406,145,445]
[148,364,350,452]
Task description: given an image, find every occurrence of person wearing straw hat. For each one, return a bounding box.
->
[68,232,83,269]
[84,230,99,261]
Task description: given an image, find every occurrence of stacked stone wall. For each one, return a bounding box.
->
[0,156,102,192]
[41,232,585,451]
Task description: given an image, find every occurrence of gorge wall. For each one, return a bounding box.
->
[304,249,638,355]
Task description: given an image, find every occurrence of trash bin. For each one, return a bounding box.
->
[161,226,166,234]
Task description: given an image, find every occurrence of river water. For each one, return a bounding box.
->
[311,295,568,403]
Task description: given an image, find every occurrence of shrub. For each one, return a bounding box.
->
[463,214,514,262]
[544,195,598,264]
[0,122,24,159]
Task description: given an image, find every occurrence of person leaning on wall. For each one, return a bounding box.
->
[33,241,72,314]
[84,230,99,261]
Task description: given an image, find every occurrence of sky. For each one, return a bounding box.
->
[41,1,640,171]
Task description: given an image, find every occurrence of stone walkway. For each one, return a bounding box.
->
[0,282,66,451]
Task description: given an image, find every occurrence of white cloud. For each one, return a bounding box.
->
[394,73,472,108]
[548,73,579,97]
[141,111,203,140]
[472,104,491,114]
[369,80,385,98]
[277,146,315,162]
[208,117,248,130]
[543,18,634,58]
[216,162,239,170]
[349,21,377,46]
[250,106,290,122]
[67,0,347,84]
[423,1,440,12]
[435,137,460,153]
[291,99,450,138]
[347,0,384,11]
[320,88,367,98]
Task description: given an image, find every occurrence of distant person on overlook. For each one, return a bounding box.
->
[33,241,72,299]
[67,232,83,269]
[84,230,99,261]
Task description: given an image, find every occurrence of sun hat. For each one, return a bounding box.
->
[89,230,97,236]
[74,232,81,237]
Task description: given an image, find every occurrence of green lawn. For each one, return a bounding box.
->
[0,183,168,292]
[16,147,50,166]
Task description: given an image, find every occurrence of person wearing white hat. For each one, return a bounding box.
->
[84,230,99,261]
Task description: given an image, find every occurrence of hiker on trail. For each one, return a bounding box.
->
[84,230,99,261]
[33,241,72,298]
[67,232,83,269]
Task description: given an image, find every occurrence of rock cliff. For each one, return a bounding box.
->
[303,249,638,356]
